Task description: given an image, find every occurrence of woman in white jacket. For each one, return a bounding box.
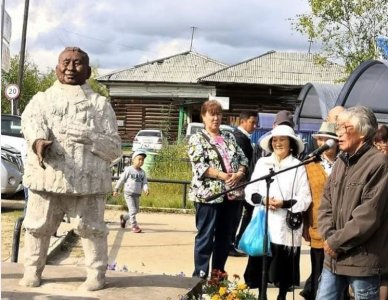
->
[243,125,312,300]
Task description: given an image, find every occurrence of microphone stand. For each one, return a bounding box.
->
[205,156,319,300]
[261,167,274,300]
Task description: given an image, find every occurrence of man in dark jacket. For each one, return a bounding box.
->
[229,111,257,256]
[317,106,388,300]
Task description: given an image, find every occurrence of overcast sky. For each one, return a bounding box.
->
[6,0,314,76]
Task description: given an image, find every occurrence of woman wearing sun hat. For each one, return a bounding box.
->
[244,125,312,300]
[300,121,339,300]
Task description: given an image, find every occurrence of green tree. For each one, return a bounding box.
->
[88,67,109,97]
[1,55,56,114]
[293,0,388,74]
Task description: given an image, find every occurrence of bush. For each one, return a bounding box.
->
[149,141,191,179]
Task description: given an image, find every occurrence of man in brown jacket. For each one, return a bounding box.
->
[317,106,388,300]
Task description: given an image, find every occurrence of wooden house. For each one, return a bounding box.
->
[98,50,344,144]
[97,51,227,143]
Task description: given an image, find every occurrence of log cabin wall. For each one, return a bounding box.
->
[111,98,180,144]
[215,84,301,126]
[111,82,301,144]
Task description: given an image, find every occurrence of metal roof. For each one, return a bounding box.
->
[199,51,345,86]
[97,51,228,83]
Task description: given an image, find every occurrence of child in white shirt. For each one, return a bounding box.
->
[113,151,149,233]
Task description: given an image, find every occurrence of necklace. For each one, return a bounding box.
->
[274,165,298,201]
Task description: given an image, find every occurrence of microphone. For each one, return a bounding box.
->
[306,139,336,159]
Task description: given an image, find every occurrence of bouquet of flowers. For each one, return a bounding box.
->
[201,269,256,300]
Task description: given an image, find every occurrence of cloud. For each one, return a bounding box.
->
[7,0,311,74]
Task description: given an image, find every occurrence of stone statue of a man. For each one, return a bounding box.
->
[20,47,122,291]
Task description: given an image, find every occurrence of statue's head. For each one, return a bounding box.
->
[56,47,91,85]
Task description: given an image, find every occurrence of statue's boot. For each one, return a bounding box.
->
[78,235,108,291]
[19,233,50,287]
[19,272,41,287]
[79,269,106,291]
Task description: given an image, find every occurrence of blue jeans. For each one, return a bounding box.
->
[193,200,232,278]
[316,267,380,300]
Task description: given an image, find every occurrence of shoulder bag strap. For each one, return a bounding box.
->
[201,131,227,172]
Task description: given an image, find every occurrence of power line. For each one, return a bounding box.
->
[60,28,149,53]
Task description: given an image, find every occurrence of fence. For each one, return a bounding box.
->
[112,155,191,209]
[147,178,191,208]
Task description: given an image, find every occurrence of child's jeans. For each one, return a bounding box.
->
[123,193,141,227]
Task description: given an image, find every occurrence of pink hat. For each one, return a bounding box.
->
[274,110,294,128]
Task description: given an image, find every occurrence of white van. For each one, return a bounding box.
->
[185,122,235,139]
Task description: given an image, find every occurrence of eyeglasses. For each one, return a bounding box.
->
[335,124,354,135]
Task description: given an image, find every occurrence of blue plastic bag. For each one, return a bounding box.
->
[238,206,271,256]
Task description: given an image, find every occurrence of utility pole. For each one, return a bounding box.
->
[308,39,313,54]
[189,26,197,51]
[1,0,5,56]
[15,0,29,115]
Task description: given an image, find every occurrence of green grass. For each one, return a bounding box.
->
[122,146,131,154]
[1,209,25,261]
[109,142,194,209]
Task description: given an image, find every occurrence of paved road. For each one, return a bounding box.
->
[3,201,311,299]
[102,209,310,299]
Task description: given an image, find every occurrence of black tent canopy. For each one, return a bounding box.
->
[294,59,388,128]
[336,60,388,123]
[294,83,344,131]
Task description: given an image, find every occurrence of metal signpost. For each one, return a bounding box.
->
[4,84,20,115]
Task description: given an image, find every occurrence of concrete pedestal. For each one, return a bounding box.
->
[1,262,202,300]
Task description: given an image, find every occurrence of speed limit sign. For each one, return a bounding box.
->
[5,84,20,100]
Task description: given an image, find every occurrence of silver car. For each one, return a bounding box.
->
[1,114,25,197]
[132,129,165,152]
[1,144,24,196]
[185,122,235,140]
[1,114,26,152]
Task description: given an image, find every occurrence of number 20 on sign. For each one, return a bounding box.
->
[5,84,20,100]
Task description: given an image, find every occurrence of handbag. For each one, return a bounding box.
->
[276,168,303,230]
[286,210,303,230]
[201,132,245,200]
[238,206,271,256]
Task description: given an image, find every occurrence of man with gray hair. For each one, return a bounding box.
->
[20,47,122,291]
[317,106,388,299]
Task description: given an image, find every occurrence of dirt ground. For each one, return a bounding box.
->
[1,204,124,264]
[48,209,124,266]
[1,209,25,262]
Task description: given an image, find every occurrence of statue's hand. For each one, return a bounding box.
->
[67,122,94,145]
[33,139,53,169]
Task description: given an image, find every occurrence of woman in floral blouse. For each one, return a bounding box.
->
[188,100,248,279]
